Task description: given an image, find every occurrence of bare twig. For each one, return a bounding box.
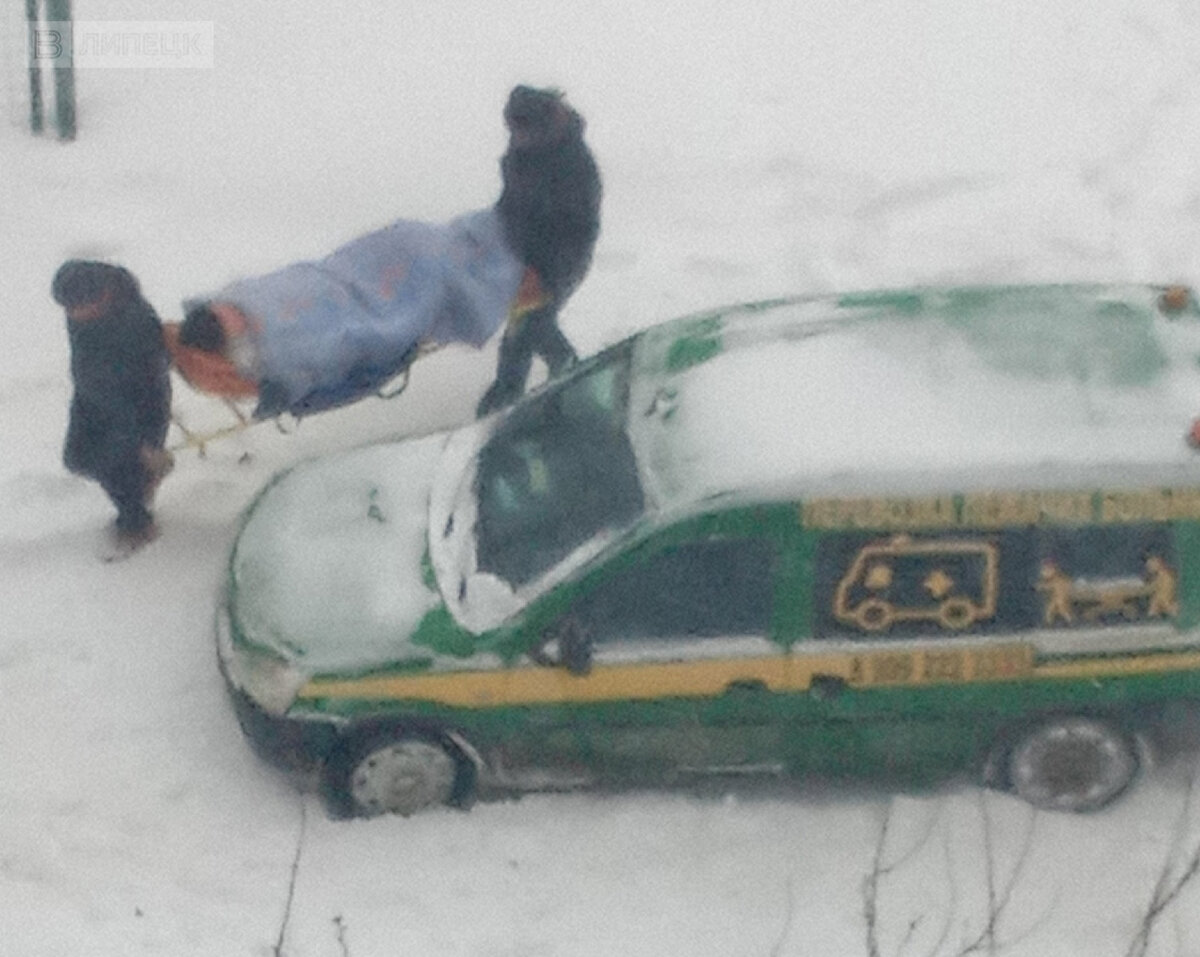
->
[1127,843,1200,955]
[954,797,1055,957]
[273,797,309,957]
[333,914,351,957]
[895,915,926,957]
[863,798,955,957]
[1126,851,1200,957]
[979,796,999,956]
[922,834,957,957]
[860,792,1055,957]
[863,804,893,957]
[1126,759,1200,957]
[770,877,796,957]
[952,796,1037,956]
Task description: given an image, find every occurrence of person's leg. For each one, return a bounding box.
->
[525,307,577,376]
[476,306,577,417]
[477,319,536,417]
[62,401,102,479]
[98,454,156,541]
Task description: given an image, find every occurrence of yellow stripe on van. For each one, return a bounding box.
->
[301,656,798,708]
[296,643,1039,707]
[1033,649,1200,681]
[297,645,1200,710]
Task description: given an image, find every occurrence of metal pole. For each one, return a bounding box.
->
[44,0,74,140]
[25,0,43,134]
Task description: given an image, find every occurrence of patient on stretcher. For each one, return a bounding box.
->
[165,208,546,420]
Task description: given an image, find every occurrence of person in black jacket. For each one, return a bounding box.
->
[52,260,173,553]
[477,85,602,416]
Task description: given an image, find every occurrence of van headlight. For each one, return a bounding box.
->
[216,602,310,717]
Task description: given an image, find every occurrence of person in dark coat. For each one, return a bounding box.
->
[477,85,602,416]
[52,260,173,551]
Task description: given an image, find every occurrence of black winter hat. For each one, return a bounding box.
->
[504,85,582,148]
[51,259,140,310]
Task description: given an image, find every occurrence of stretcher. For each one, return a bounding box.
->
[160,208,547,453]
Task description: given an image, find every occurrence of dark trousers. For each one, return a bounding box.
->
[477,305,577,416]
[64,403,165,533]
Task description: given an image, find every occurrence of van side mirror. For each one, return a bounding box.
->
[533,617,593,675]
[558,619,593,676]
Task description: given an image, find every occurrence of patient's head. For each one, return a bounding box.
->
[178,304,226,353]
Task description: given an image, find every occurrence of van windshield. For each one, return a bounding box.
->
[473,343,644,586]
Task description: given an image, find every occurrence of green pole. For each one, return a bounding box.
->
[43,0,75,140]
[25,0,44,134]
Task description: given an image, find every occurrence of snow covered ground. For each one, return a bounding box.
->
[5,1,1200,954]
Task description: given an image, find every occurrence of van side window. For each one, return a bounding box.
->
[571,538,774,643]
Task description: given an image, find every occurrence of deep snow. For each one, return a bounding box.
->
[6,1,1200,955]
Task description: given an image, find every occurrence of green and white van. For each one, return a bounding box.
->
[217,284,1200,817]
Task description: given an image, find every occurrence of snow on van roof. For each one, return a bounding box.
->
[631,285,1200,507]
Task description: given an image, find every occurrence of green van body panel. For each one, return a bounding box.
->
[218,284,1200,803]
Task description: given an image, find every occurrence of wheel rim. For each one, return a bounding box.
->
[1009,718,1136,812]
[349,738,457,817]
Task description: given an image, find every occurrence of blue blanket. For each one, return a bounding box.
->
[187,208,523,418]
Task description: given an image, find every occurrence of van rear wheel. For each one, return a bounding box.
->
[1007,716,1137,812]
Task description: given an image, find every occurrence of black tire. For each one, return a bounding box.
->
[322,726,476,819]
[1006,716,1138,812]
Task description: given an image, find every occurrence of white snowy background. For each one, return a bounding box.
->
[5,1,1200,955]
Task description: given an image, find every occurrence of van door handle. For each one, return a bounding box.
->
[809,674,847,701]
[724,679,768,694]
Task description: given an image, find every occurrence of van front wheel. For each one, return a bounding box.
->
[323,727,476,818]
[1007,716,1137,813]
